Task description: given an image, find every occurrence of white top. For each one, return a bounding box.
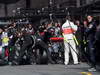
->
[62,20,77,39]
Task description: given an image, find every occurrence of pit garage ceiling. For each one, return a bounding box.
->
[0,0,20,4]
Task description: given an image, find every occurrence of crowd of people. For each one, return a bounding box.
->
[0,15,100,72]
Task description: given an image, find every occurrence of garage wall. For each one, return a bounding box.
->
[0,0,96,17]
[0,0,26,17]
[0,4,5,17]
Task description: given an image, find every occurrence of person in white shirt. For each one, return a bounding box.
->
[62,19,79,65]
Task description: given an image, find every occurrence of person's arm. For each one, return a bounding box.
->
[86,22,96,35]
[71,22,78,32]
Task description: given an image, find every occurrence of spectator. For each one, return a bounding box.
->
[75,20,84,62]
[0,28,3,55]
[26,24,34,35]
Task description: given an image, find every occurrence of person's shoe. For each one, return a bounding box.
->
[74,62,79,65]
[48,60,55,64]
[64,62,68,65]
[8,62,12,65]
[50,61,55,64]
[88,67,97,72]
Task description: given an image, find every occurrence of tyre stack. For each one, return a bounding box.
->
[35,47,48,64]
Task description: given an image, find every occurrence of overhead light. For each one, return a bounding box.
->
[66,8,68,10]
[17,7,21,10]
[12,10,16,13]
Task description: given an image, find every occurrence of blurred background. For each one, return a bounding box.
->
[0,0,100,17]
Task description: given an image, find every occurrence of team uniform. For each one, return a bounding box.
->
[62,20,78,65]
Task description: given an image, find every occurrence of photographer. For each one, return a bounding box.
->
[36,21,55,64]
[16,29,33,65]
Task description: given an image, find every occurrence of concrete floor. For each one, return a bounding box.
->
[0,63,100,75]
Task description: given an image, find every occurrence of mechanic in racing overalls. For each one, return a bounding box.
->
[62,19,79,65]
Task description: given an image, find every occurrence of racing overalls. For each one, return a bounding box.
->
[62,20,78,65]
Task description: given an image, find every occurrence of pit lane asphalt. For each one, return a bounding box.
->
[0,63,100,75]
